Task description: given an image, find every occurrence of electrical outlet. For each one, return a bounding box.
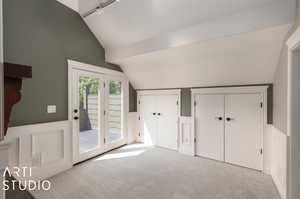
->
[47,105,56,113]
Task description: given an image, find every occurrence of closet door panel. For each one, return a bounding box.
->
[195,94,225,161]
[157,95,179,150]
[140,95,158,145]
[225,94,263,170]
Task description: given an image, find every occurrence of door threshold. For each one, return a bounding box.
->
[74,144,127,166]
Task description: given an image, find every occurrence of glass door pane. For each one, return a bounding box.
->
[108,80,122,143]
[79,76,100,153]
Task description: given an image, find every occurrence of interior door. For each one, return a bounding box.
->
[156,95,179,150]
[72,70,104,163]
[225,94,263,170]
[195,94,225,161]
[140,95,158,146]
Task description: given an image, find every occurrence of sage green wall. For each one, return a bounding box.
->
[3,0,126,126]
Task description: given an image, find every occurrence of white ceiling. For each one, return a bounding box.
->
[82,0,295,62]
[57,0,295,89]
[116,24,291,89]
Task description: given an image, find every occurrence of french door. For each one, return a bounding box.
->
[71,68,127,163]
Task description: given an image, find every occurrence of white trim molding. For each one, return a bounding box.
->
[191,86,268,94]
[137,89,181,96]
[286,26,300,199]
[68,59,125,77]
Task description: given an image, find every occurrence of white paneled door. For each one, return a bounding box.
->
[193,87,266,171]
[140,95,158,146]
[195,94,225,161]
[157,95,179,150]
[138,91,180,150]
[225,94,263,170]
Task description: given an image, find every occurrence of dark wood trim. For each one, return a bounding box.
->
[4,62,32,135]
[4,62,32,79]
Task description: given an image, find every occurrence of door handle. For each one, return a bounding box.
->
[74,109,78,113]
[74,116,79,120]
[157,113,161,116]
[226,117,232,122]
[153,113,156,115]
[216,117,223,121]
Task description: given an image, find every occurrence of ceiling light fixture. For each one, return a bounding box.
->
[82,0,119,18]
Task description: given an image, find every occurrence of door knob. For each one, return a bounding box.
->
[226,117,232,122]
[74,109,78,113]
[74,116,79,120]
[217,117,223,121]
[157,113,161,116]
[153,113,156,115]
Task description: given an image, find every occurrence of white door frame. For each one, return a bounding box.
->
[191,86,268,171]
[286,26,300,199]
[137,89,181,148]
[68,60,129,163]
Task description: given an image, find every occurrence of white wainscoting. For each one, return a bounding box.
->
[178,117,195,156]
[127,112,138,144]
[4,121,72,181]
[271,126,287,199]
[263,125,273,174]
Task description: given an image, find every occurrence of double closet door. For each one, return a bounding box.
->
[71,68,127,163]
[138,91,180,150]
[195,93,263,170]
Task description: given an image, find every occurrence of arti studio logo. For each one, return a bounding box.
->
[2,167,51,191]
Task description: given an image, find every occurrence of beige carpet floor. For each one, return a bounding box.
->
[31,144,280,199]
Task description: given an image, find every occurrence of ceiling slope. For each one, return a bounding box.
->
[82,0,295,62]
[116,24,291,89]
[58,0,295,90]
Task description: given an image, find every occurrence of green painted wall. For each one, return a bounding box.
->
[3,0,129,126]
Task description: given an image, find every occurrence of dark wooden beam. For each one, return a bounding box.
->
[4,62,32,135]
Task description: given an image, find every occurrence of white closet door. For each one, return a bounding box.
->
[225,94,263,170]
[157,95,179,150]
[140,95,157,145]
[195,94,225,161]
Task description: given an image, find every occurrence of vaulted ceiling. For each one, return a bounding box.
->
[57,0,295,89]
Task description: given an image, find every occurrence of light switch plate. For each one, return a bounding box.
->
[47,105,56,113]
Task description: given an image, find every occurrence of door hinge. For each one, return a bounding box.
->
[176,101,179,105]
[194,138,196,143]
[139,132,141,137]
[138,116,141,120]
[104,110,106,115]
[259,148,263,155]
[194,101,196,106]
[104,83,106,88]
[104,138,106,144]
[260,102,263,108]
[138,100,140,105]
